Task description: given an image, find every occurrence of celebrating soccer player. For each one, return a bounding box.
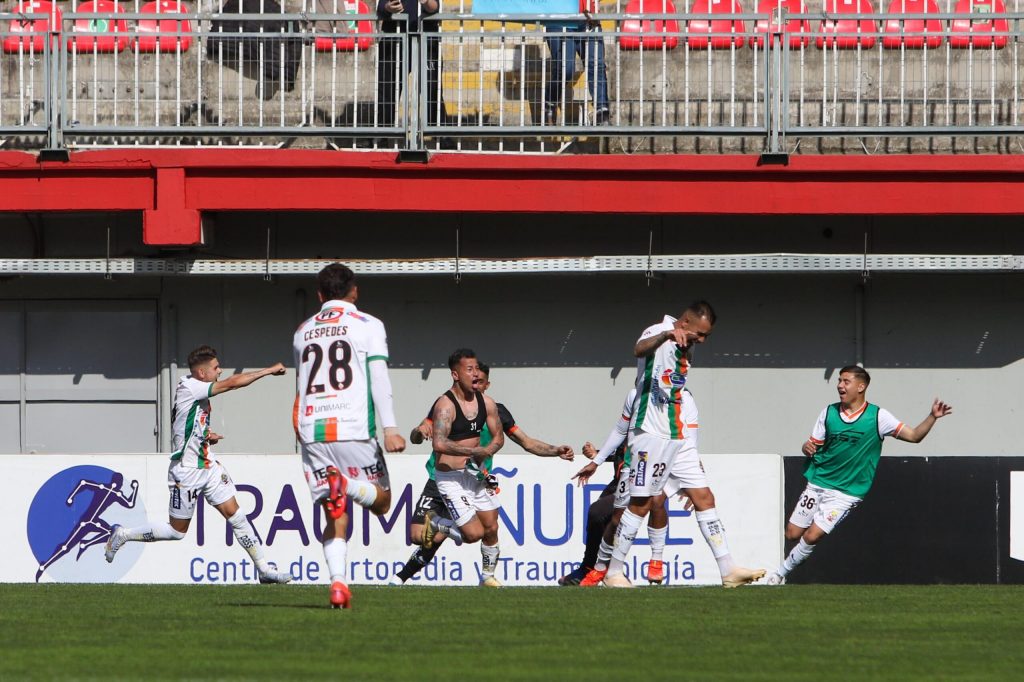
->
[763,366,952,584]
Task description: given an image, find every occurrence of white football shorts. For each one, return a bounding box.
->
[627,430,690,498]
[301,439,391,503]
[788,483,861,534]
[167,459,237,520]
[434,468,499,527]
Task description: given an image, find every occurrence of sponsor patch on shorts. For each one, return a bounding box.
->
[633,452,648,487]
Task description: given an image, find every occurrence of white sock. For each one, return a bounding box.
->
[323,537,348,583]
[779,538,816,578]
[595,539,613,571]
[431,516,464,542]
[228,510,270,574]
[124,521,185,542]
[648,525,667,562]
[607,509,642,576]
[696,508,736,576]
[346,478,378,508]
[481,543,500,578]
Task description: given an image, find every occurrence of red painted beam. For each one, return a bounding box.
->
[2,149,1024,246]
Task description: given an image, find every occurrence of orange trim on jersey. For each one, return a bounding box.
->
[324,418,338,441]
[507,425,520,434]
[685,423,699,429]
[840,402,868,420]
[292,394,300,436]
[809,436,825,445]
[892,422,905,438]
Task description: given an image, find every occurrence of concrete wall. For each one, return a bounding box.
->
[0,210,1021,457]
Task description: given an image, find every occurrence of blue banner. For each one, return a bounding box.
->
[472,0,579,15]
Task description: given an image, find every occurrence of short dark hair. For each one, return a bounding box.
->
[187,345,218,371]
[686,300,717,325]
[448,348,476,370]
[317,263,357,301]
[478,362,490,378]
[839,365,871,385]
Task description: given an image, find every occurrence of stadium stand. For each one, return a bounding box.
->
[619,0,680,49]
[67,0,129,53]
[880,0,942,49]
[684,0,746,49]
[134,0,193,52]
[749,0,810,48]
[816,0,878,49]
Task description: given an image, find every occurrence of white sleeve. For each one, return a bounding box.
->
[369,358,398,430]
[186,377,214,401]
[593,416,630,466]
[636,321,671,345]
[877,408,904,439]
[809,407,828,444]
[593,389,637,465]
[368,320,390,361]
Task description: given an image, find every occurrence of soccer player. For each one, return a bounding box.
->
[567,387,682,587]
[293,263,406,609]
[763,366,953,584]
[391,362,574,586]
[603,302,764,588]
[104,346,292,585]
[414,349,506,586]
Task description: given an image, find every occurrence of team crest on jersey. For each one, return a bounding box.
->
[660,370,688,388]
[314,308,345,325]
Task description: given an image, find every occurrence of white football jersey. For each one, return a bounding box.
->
[293,300,389,443]
[171,375,215,469]
[630,315,692,441]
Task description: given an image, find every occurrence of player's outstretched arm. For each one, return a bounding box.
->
[410,418,432,445]
[895,399,953,443]
[572,461,599,486]
[509,428,574,460]
[211,362,286,396]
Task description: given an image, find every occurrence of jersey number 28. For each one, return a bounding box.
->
[302,340,353,394]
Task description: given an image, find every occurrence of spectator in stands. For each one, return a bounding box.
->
[543,0,609,126]
[377,0,448,129]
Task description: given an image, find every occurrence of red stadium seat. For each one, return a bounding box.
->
[749,0,810,49]
[68,0,129,53]
[881,0,942,49]
[620,0,681,50]
[816,0,878,49]
[2,0,61,53]
[134,0,193,53]
[314,0,373,52]
[686,0,745,49]
[950,0,1008,49]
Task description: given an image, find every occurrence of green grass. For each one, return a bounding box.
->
[2,584,1023,681]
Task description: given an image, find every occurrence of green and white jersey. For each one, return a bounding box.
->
[171,375,215,469]
[804,402,904,498]
[630,316,692,441]
[293,300,390,443]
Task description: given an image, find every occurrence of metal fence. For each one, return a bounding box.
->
[2,1,1024,152]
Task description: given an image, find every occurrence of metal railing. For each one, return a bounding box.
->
[2,4,1024,153]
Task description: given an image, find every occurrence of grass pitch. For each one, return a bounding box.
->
[2,584,1022,681]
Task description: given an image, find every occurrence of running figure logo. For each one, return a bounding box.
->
[27,465,147,583]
